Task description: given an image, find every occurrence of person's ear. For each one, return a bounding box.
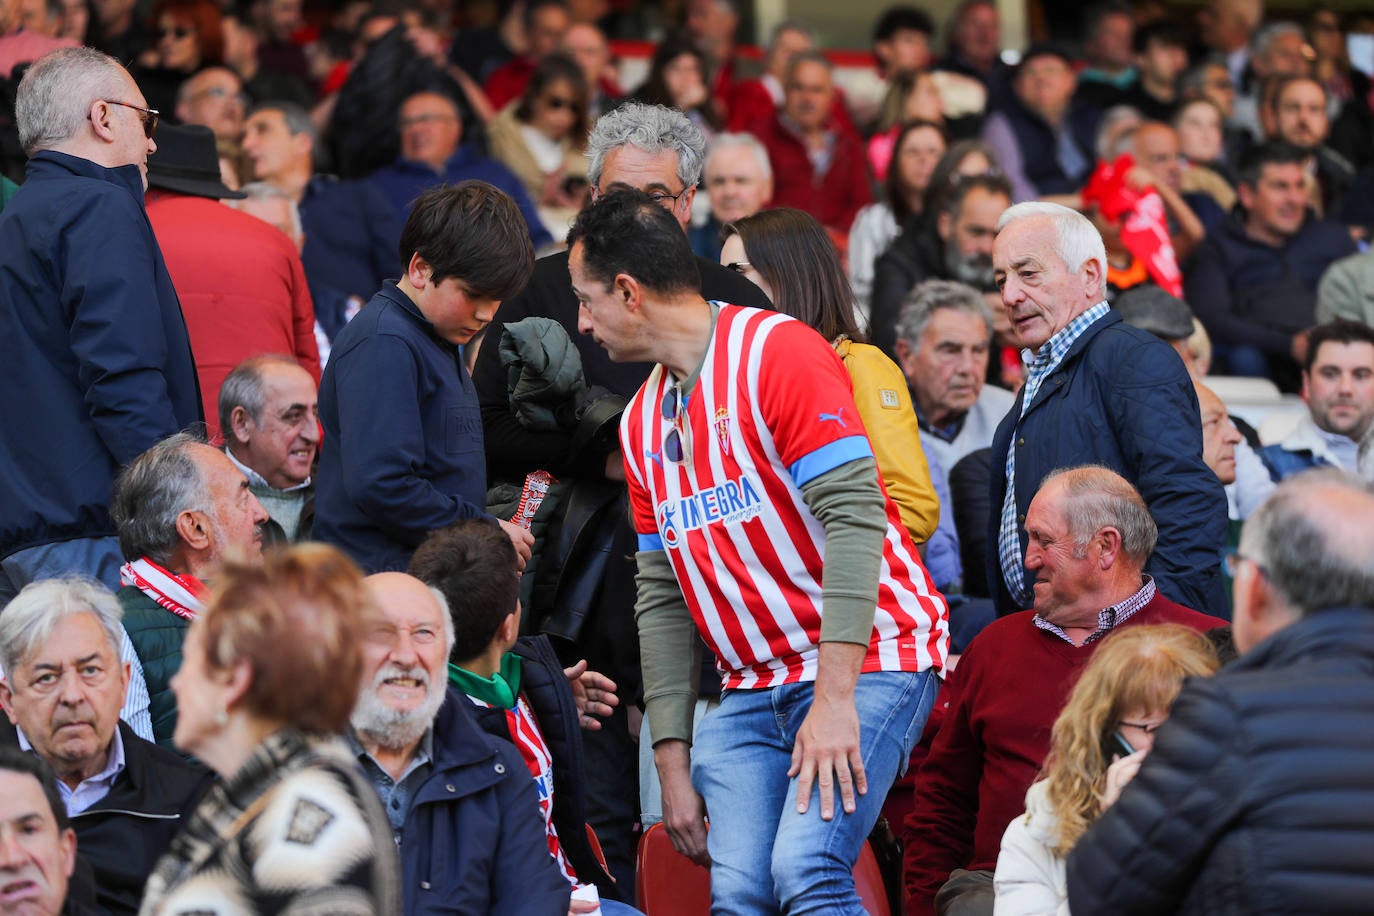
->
[937,209,953,241]
[0,679,15,725]
[229,405,254,445]
[1095,526,1123,569]
[221,656,255,711]
[1080,255,1105,301]
[59,827,77,879]
[87,98,117,142]
[175,509,214,552]
[614,273,643,312]
[406,252,432,289]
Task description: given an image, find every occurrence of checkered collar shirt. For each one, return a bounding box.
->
[1033,576,1157,645]
[997,301,1111,607]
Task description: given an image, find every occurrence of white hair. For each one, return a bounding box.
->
[996,201,1108,279]
[16,47,128,154]
[704,132,772,183]
[0,578,124,677]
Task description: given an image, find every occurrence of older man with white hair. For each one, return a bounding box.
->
[349,572,572,916]
[690,131,773,259]
[0,578,209,916]
[988,201,1228,617]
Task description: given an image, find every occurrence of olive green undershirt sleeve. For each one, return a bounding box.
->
[801,456,887,647]
[634,548,701,748]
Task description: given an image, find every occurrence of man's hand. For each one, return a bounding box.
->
[655,740,710,866]
[563,659,619,729]
[497,519,535,572]
[788,641,867,821]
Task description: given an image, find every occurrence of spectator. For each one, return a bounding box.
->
[1233,22,1312,140]
[683,0,739,118]
[1256,319,1374,484]
[1117,21,1191,122]
[410,521,634,910]
[1112,284,1207,373]
[248,0,306,85]
[369,90,552,249]
[721,208,941,548]
[172,66,245,142]
[894,279,1015,475]
[142,545,402,912]
[110,432,267,748]
[872,4,935,79]
[753,50,871,240]
[1173,97,1237,213]
[1179,59,1250,168]
[134,0,225,116]
[691,131,772,260]
[725,20,817,131]
[0,0,78,79]
[902,466,1222,916]
[1317,248,1374,327]
[350,570,573,915]
[850,119,947,322]
[572,189,947,911]
[1183,140,1355,383]
[1266,75,1358,222]
[983,43,1100,205]
[471,103,772,885]
[241,101,403,321]
[218,6,311,108]
[0,578,211,915]
[871,172,1012,357]
[0,750,86,916]
[560,23,623,120]
[86,0,146,67]
[940,0,1010,105]
[1196,0,1262,91]
[1066,470,1374,914]
[992,625,1219,913]
[315,182,535,574]
[145,122,320,440]
[989,202,1228,617]
[632,32,720,141]
[0,48,201,604]
[483,0,571,110]
[1100,121,1212,262]
[486,53,592,241]
[1075,2,1138,104]
[219,355,319,544]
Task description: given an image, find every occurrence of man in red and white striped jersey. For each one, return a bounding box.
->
[569,190,950,914]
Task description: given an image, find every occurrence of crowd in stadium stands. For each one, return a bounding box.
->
[2,0,1374,911]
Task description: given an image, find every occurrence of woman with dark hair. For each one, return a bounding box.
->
[488,52,591,239]
[849,119,947,321]
[721,208,940,548]
[135,0,224,114]
[633,33,721,140]
[140,544,401,914]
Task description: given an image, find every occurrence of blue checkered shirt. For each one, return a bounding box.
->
[998,301,1110,607]
[1033,576,1157,644]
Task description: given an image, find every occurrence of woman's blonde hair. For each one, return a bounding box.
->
[1041,624,1219,856]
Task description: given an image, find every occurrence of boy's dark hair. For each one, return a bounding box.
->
[566,189,700,296]
[873,5,935,43]
[1304,319,1374,373]
[1132,19,1187,54]
[408,519,521,663]
[1235,139,1308,187]
[0,747,70,832]
[398,181,535,298]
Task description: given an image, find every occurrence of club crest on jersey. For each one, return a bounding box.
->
[714,407,731,455]
[656,475,763,547]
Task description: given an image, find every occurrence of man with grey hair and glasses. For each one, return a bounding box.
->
[1069,469,1374,913]
[471,101,770,885]
[0,47,202,606]
[988,201,1228,618]
[109,432,267,750]
[0,577,210,916]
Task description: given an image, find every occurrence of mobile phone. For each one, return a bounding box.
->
[1108,731,1136,760]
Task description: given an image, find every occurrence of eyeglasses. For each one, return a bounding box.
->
[1223,552,1268,579]
[590,184,688,210]
[542,95,580,112]
[97,99,159,138]
[1117,719,1164,735]
[187,86,249,106]
[157,24,192,39]
[725,260,752,274]
[660,384,689,463]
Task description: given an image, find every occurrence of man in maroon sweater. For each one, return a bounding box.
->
[901,465,1224,916]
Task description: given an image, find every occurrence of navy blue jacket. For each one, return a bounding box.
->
[0,151,202,558]
[465,635,621,899]
[1067,607,1374,915]
[400,687,570,916]
[1184,211,1356,355]
[316,281,492,572]
[986,310,1227,617]
[997,95,1100,197]
[368,146,553,249]
[299,175,403,302]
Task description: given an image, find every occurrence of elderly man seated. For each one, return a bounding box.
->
[0,579,210,915]
[109,432,267,748]
[901,466,1223,916]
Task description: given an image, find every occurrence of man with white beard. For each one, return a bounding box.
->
[349,572,572,916]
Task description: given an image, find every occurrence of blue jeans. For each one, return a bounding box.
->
[691,670,939,915]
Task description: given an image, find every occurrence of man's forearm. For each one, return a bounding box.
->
[800,457,887,646]
[635,549,701,746]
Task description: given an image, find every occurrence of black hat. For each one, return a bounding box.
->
[147,123,246,200]
[1015,41,1077,75]
[1114,285,1196,341]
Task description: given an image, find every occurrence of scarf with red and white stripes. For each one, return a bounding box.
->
[119,557,209,621]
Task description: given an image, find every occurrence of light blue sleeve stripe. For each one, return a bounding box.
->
[638,532,665,552]
[789,435,874,487]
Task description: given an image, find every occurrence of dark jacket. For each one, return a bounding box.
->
[986,310,1228,617]
[1184,211,1357,355]
[316,282,492,573]
[299,174,403,303]
[0,719,211,916]
[1066,607,1374,915]
[995,95,1100,197]
[464,635,620,899]
[0,151,202,559]
[400,687,571,916]
[869,216,945,358]
[118,585,189,751]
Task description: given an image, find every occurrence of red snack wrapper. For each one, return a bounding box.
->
[512,470,556,530]
[1081,153,1183,297]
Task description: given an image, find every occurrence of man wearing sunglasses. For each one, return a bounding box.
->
[0,47,202,606]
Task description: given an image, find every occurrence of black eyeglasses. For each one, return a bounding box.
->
[1117,719,1164,735]
[96,99,159,139]
[590,185,688,209]
[660,385,688,463]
